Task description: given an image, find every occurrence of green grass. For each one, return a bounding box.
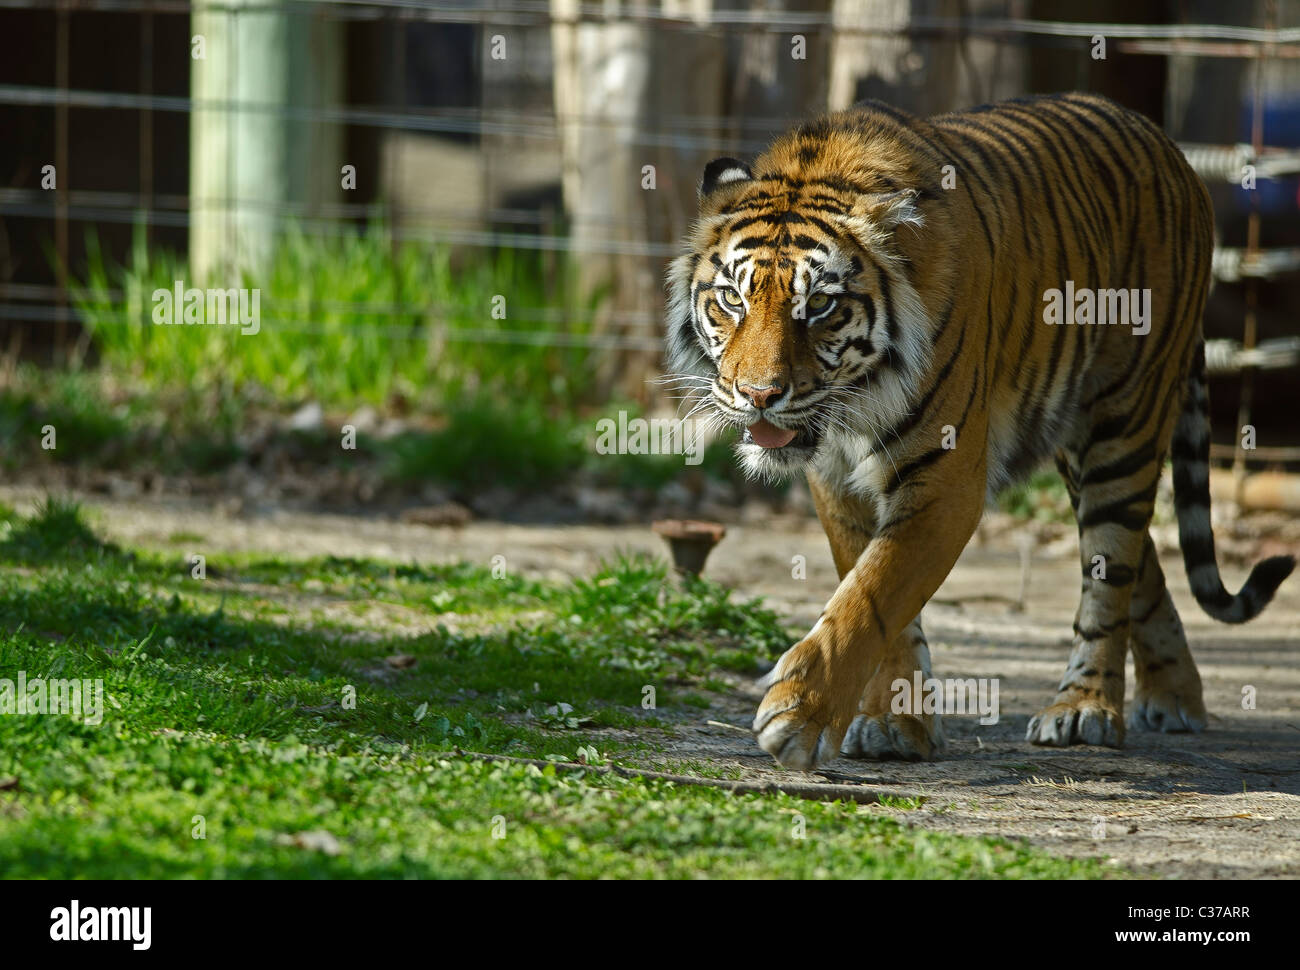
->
[996,467,1073,523]
[0,363,744,494]
[71,223,598,412]
[0,364,244,476]
[0,500,1114,878]
[384,395,587,489]
[19,223,757,496]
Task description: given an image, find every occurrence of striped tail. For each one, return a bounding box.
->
[1172,343,1295,623]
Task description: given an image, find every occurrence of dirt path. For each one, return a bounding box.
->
[5,485,1297,878]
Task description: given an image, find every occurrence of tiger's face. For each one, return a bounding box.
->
[666,157,933,481]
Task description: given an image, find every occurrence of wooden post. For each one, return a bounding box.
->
[552,0,731,403]
[190,1,342,284]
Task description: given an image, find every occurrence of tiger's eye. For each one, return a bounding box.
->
[722,289,744,307]
[807,293,830,310]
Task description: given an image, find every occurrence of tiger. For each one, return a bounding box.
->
[664,92,1295,770]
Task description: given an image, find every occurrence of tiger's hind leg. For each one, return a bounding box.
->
[1049,453,1208,737]
[1027,441,1162,747]
[1127,536,1207,732]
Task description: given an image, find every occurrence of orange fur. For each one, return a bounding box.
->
[666,94,1294,768]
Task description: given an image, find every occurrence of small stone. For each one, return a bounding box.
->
[286,401,324,432]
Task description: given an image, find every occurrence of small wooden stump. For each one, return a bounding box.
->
[652,519,726,582]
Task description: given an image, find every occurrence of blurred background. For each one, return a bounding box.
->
[1,0,1299,530]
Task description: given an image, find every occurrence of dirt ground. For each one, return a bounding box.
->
[5,483,1297,879]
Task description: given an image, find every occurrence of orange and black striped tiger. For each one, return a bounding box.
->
[665,92,1295,769]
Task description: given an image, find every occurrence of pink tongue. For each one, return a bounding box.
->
[747,419,797,449]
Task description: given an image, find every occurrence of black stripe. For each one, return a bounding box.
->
[866,301,962,456]
[878,271,899,348]
[997,104,1112,257]
[1133,594,1166,626]
[839,336,875,359]
[786,233,830,253]
[875,496,939,536]
[883,375,979,494]
[1085,562,1137,587]
[1079,434,1158,487]
[864,589,889,639]
[935,120,1024,253]
[810,175,872,196]
[933,128,1000,257]
[1079,486,1157,531]
[1073,616,1128,640]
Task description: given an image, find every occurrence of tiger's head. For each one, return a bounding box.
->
[666,124,943,481]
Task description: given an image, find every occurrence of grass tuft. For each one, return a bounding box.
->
[0,502,1115,878]
[0,496,124,564]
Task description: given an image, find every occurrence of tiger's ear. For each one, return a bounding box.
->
[856,188,923,230]
[699,157,753,204]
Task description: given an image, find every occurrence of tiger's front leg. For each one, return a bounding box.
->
[753,453,986,770]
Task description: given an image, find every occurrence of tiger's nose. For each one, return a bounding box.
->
[738,383,785,409]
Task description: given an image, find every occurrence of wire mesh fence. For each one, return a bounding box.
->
[1,0,1299,466]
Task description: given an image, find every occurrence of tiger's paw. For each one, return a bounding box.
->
[841,711,942,761]
[1128,689,1207,734]
[752,643,856,771]
[1027,700,1125,747]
